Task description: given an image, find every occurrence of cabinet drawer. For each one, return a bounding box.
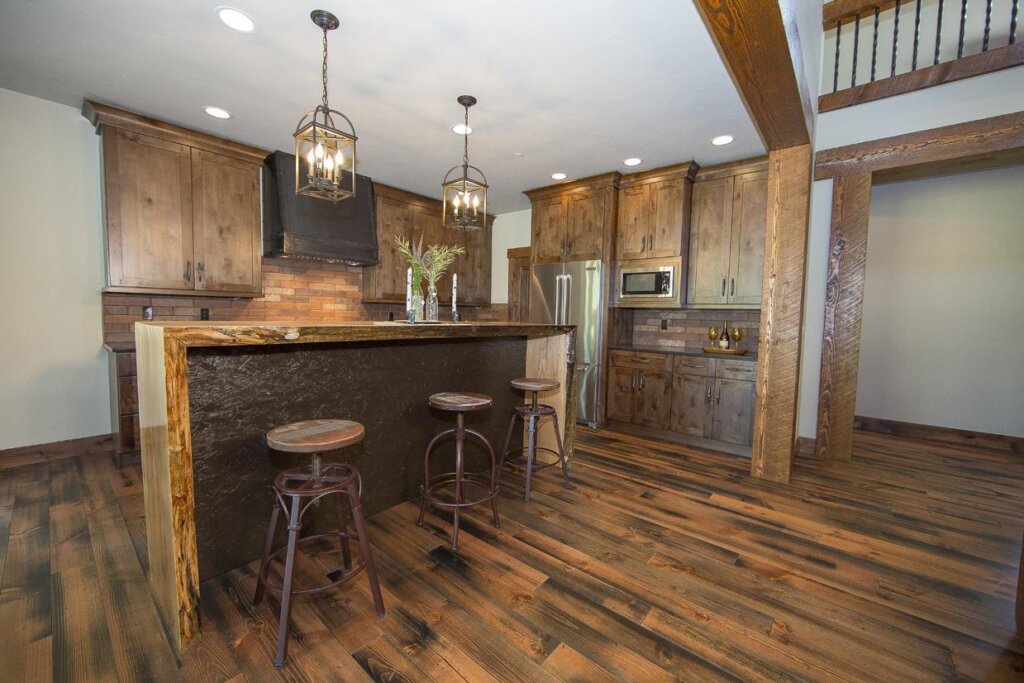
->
[610,350,672,371]
[716,359,756,381]
[117,376,138,414]
[116,351,137,377]
[673,356,715,376]
[118,414,140,453]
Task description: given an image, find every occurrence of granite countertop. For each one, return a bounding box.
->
[610,343,758,362]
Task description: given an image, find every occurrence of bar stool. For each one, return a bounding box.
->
[499,378,572,501]
[253,419,385,668]
[417,392,501,552]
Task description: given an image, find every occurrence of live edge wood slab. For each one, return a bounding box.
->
[134,321,577,652]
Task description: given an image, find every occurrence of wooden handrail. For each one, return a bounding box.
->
[824,0,899,29]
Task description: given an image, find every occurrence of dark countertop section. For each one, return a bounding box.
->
[610,343,758,362]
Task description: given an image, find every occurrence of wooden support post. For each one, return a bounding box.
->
[750,145,813,482]
[815,173,873,461]
[1018,527,1024,633]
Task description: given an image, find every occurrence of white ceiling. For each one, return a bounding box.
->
[0,0,765,213]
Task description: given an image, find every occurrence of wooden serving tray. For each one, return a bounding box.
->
[702,346,748,355]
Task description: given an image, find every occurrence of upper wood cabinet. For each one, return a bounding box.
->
[615,163,697,261]
[524,173,620,264]
[687,158,768,308]
[363,183,491,306]
[85,101,267,297]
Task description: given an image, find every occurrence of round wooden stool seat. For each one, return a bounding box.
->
[511,377,559,392]
[428,392,493,412]
[266,419,364,453]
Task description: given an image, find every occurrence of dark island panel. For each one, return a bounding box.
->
[187,337,527,580]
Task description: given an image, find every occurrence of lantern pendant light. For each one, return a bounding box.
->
[442,96,488,230]
[294,10,357,202]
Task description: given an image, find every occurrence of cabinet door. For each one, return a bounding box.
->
[687,177,734,305]
[103,128,194,290]
[465,225,491,304]
[712,379,756,446]
[191,149,262,294]
[368,196,414,301]
[648,178,686,258]
[671,374,713,437]
[606,365,636,423]
[616,184,650,261]
[566,189,605,261]
[531,197,567,264]
[507,252,531,322]
[728,171,767,306]
[637,370,672,429]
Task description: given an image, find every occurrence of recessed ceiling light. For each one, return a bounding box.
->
[203,106,232,119]
[711,135,734,146]
[512,152,524,158]
[623,157,642,166]
[216,7,257,33]
[452,124,472,135]
[551,172,567,181]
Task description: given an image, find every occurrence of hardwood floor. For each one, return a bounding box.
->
[1,427,1022,681]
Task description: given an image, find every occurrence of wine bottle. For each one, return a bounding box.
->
[719,322,730,349]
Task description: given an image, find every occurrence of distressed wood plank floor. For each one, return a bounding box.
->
[1,428,1022,681]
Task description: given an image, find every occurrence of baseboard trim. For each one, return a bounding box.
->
[0,433,115,471]
[853,415,1023,455]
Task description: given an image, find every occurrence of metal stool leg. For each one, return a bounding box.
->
[346,479,386,617]
[498,410,518,472]
[332,494,353,571]
[549,410,573,489]
[466,427,501,529]
[274,495,302,669]
[524,411,538,502]
[451,414,466,552]
[419,428,455,526]
[253,500,281,605]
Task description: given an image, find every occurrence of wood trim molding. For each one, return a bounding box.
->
[83,100,268,165]
[506,246,531,259]
[373,182,442,210]
[693,156,769,182]
[0,433,114,471]
[618,161,699,188]
[750,145,813,482]
[522,172,621,201]
[815,111,1024,180]
[694,0,811,150]
[853,415,1024,454]
[820,43,1024,113]
[815,174,872,462]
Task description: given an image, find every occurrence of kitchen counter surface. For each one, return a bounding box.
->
[610,343,758,362]
[133,319,577,651]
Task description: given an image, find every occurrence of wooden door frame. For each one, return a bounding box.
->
[813,111,1024,460]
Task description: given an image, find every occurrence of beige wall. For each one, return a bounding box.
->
[856,166,1024,436]
[0,88,110,449]
[796,67,1024,438]
[489,209,532,304]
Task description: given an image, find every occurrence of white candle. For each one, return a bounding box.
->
[452,273,458,311]
[406,267,412,313]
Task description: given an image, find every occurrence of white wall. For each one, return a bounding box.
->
[797,67,1024,438]
[489,209,532,304]
[854,166,1024,436]
[0,88,110,449]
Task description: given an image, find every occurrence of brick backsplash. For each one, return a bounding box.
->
[631,309,760,354]
[102,257,506,347]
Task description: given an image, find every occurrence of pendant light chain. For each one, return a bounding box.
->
[462,103,470,169]
[321,26,330,110]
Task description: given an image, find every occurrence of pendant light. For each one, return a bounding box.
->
[294,10,357,202]
[442,96,488,230]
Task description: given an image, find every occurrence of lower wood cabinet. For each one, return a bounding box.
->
[107,347,139,465]
[609,349,756,449]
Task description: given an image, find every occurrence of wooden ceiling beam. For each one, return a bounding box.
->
[694,0,812,151]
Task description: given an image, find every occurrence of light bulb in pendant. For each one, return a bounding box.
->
[334,149,344,168]
[324,154,335,173]
[314,142,324,159]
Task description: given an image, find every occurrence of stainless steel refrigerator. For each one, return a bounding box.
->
[529,260,605,427]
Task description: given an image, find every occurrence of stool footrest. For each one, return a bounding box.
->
[423,473,499,509]
[256,533,367,598]
[501,446,564,471]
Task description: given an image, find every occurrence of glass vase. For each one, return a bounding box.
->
[410,290,424,323]
[425,283,439,322]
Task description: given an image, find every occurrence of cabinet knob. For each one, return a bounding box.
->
[197,262,205,282]
[721,277,726,296]
[716,387,721,404]
[705,386,712,403]
[631,373,637,393]
[730,278,735,296]
[184,261,192,281]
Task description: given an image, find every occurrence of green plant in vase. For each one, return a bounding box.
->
[395,235,464,322]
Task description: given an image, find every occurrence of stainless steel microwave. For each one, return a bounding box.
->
[615,257,683,308]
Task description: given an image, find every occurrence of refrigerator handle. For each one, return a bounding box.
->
[563,274,572,326]
[554,274,564,326]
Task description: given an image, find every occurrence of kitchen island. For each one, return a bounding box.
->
[134,321,576,651]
